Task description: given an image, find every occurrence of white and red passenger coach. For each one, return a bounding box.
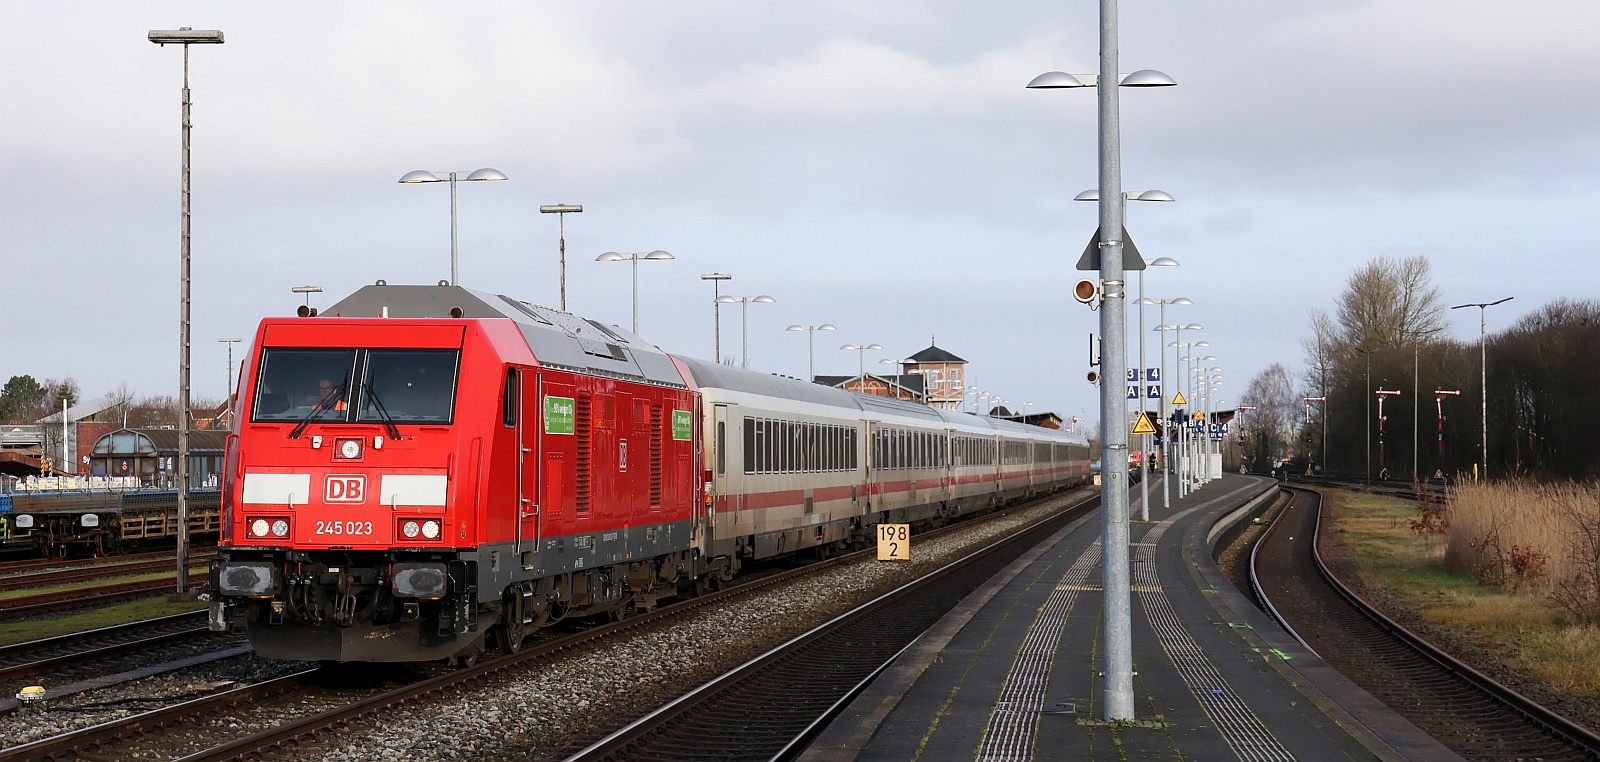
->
[209,283,1091,662]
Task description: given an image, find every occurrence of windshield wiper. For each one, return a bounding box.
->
[288,386,345,439]
[363,383,404,441]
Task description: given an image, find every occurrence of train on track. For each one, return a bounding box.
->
[208,283,1092,663]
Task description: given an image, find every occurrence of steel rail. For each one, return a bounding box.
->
[1255,486,1600,759]
[13,489,1091,762]
[563,494,1098,761]
[0,611,209,683]
[0,573,208,621]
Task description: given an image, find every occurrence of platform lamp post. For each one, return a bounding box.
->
[597,250,674,335]
[787,323,836,382]
[1186,357,1217,486]
[1449,296,1513,480]
[1075,189,1173,519]
[702,274,732,362]
[149,26,224,597]
[399,168,508,286]
[841,344,883,390]
[1029,39,1177,723]
[1168,333,1206,496]
[539,204,582,312]
[964,385,979,414]
[715,295,776,370]
[1148,302,1192,509]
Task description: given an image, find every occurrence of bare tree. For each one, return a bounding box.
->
[106,382,137,428]
[1241,363,1297,464]
[1334,254,1444,351]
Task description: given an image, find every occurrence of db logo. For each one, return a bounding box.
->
[325,475,367,503]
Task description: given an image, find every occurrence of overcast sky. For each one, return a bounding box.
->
[2,1,1595,425]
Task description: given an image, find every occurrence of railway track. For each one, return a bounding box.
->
[1252,485,1600,761]
[0,556,213,594]
[564,495,1095,761]
[0,573,208,621]
[0,611,248,712]
[0,490,1095,762]
[0,549,216,578]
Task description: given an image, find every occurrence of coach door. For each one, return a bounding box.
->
[514,369,541,554]
[710,404,731,537]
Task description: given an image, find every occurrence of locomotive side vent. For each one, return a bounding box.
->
[576,394,592,512]
[649,403,663,508]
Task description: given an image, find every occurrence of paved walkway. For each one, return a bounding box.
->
[800,474,1458,761]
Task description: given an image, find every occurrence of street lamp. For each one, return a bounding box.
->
[399,168,508,286]
[1030,59,1177,721]
[597,250,674,335]
[787,324,836,382]
[840,344,882,390]
[1143,297,1190,510]
[539,204,583,311]
[702,274,732,362]
[291,285,323,309]
[149,26,224,597]
[1450,296,1513,480]
[716,295,776,370]
[1079,189,1174,522]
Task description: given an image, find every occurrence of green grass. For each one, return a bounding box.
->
[0,597,206,646]
[1328,488,1600,701]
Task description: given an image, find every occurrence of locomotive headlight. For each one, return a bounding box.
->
[421,520,441,539]
[402,520,421,538]
[271,519,290,537]
[250,518,271,538]
[336,438,363,460]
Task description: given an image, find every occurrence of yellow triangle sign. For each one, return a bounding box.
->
[1172,391,1187,406]
[1131,412,1157,435]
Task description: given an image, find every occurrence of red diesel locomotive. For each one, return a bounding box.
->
[209,283,1090,663]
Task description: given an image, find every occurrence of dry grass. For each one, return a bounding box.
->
[1444,481,1599,589]
[1329,486,1600,701]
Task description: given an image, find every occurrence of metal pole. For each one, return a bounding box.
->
[713,281,722,363]
[1096,0,1133,720]
[449,173,459,286]
[558,212,567,311]
[1479,309,1486,478]
[1158,304,1169,509]
[631,254,639,335]
[1138,266,1147,521]
[1412,341,1419,480]
[741,300,750,370]
[176,42,193,595]
[807,329,815,382]
[1365,350,1372,484]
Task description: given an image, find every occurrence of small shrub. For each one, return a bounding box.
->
[1469,529,1549,592]
[1410,490,1449,537]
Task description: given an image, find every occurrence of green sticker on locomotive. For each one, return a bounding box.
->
[545,396,576,434]
[672,410,692,440]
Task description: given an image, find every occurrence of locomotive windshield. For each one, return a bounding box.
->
[357,349,460,423]
[251,348,460,424]
[252,349,357,421]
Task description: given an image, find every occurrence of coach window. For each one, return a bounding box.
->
[717,420,726,476]
[743,417,756,474]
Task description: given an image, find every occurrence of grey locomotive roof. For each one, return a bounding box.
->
[322,284,686,388]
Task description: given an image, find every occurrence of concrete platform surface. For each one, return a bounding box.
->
[799,474,1459,762]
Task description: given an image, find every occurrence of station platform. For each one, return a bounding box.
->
[800,473,1459,761]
